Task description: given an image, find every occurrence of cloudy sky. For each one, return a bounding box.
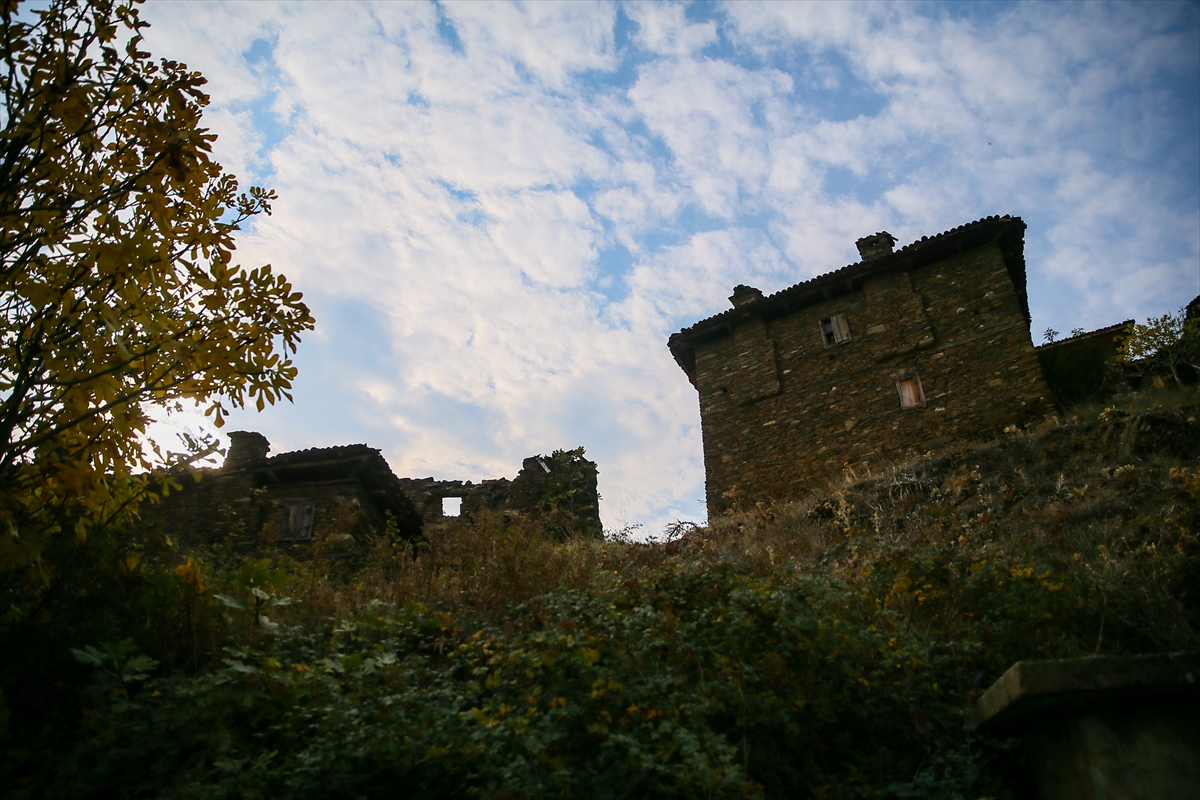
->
[139,0,1200,533]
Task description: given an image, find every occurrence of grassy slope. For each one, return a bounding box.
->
[5,390,1199,799]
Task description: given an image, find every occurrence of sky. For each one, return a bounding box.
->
[137,0,1200,534]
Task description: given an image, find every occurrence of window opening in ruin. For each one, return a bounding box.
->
[442,497,462,517]
[821,314,851,347]
[896,376,926,409]
[280,502,315,540]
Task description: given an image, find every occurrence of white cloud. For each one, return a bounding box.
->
[627,1,717,57]
[137,0,1198,534]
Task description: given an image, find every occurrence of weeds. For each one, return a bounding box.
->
[2,392,1198,799]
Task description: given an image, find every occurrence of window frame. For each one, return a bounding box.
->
[820,313,852,347]
[895,374,926,409]
[279,501,316,541]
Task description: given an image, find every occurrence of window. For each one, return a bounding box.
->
[896,376,925,409]
[280,502,315,540]
[820,313,851,347]
[442,497,462,517]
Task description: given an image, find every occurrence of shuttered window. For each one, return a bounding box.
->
[896,376,925,409]
[281,502,316,540]
[820,313,851,347]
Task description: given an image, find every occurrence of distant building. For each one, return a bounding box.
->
[137,432,425,553]
[1035,320,1134,405]
[137,433,602,552]
[668,215,1056,515]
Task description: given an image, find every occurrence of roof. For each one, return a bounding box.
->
[667,215,1029,383]
[257,444,423,537]
[1035,320,1133,352]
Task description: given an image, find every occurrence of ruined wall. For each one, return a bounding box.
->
[136,471,387,555]
[694,242,1055,513]
[394,476,512,522]
[135,435,425,553]
[135,465,261,547]
[1036,321,1133,405]
[396,452,602,538]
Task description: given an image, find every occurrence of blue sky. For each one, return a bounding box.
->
[139,1,1200,533]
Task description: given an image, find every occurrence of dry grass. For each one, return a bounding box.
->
[255,386,1200,659]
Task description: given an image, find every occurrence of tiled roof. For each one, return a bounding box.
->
[1035,320,1133,351]
[258,443,422,535]
[667,215,1028,380]
[264,444,380,468]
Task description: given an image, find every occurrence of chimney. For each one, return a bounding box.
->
[855,231,897,262]
[223,431,270,471]
[729,284,764,308]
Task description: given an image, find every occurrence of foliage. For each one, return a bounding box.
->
[2,394,1198,798]
[535,446,603,540]
[0,0,315,580]
[211,558,293,628]
[1119,308,1200,386]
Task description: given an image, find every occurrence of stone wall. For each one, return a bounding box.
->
[139,439,603,551]
[687,238,1055,514]
[396,450,602,539]
[135,436,425,553]
[1037,321,1133,406]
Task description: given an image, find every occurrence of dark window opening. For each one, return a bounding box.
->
[821,313,851,347]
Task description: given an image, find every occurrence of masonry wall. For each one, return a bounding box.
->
[136,473,385,553]
[135,466,261,547]
[395,454,602,538]
[694,242,1056,514]
[1037,323,1132,406]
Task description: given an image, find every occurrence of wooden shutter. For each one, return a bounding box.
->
[896,377,924,408]
[283,502,316,540]
[832,314,851,343]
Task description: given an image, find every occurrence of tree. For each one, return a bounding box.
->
[0,0,315,581]
[1118,308,1200,386]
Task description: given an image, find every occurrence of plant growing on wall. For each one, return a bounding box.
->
[536,447,602,540]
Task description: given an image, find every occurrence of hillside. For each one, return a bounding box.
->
[3,389,1198,799]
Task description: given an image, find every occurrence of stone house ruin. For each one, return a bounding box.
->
[396,448,602,539]
[137,431,425,554]
[1035,320,1134,406]
[668,215,1057,515]
[138,433,602,552]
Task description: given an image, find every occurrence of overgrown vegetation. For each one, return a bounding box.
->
[2,387,1197,799]
[1118,306,1200,387]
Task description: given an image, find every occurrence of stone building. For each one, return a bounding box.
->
[137,433,603,551]
[396,448,602,539]
[137,431,425,554]
[1036,320,1134,405]
[668,215,1056,515]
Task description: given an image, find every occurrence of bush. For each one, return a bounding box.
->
[3,400,1198,799]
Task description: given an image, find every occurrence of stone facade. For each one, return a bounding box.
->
[396,449,602,539]
[137,432,425,555]
[138,434,603,551]
[669,215,1057,516]
[1036,320,1134,405]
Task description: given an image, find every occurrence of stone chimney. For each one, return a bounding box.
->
[223,431,270,472]
[729,284,764,308]
[855,231,897,262]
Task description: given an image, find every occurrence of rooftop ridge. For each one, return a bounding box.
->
[1035,319,1133,351]
[676,214,1021,335]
